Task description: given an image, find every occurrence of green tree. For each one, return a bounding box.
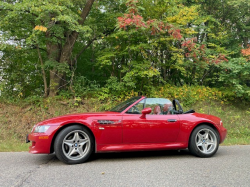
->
[97,0,229,93]
[0,0,95,97]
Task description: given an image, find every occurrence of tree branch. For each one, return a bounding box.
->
[79,0,96,25]
[71,26,116,65]
[72,37,97,65]
[59,0,96,64]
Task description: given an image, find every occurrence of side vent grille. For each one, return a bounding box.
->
[97,120,115,124]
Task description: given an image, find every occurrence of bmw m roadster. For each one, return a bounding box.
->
[26,96,227,164]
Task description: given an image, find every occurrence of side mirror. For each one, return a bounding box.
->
[140,107,152,118]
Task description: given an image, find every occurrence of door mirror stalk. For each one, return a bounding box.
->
[140,108,152,119]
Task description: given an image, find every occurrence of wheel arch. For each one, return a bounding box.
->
[188,122,220,145]
[50,123,96,153]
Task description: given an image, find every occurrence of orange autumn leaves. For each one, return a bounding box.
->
[34,25,47,32]
[241,45,250,61]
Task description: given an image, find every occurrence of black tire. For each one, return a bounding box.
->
[54,125,94,164]
[189,125,220,158]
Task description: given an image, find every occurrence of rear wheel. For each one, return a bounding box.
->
[189,125,219,157]
[54,125,94,164]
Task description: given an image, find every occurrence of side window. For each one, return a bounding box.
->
[125,98,174,115]
[145,98,173,115]
[145,99,160,115]
[126,99,145,114]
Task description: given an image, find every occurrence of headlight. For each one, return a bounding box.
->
[33,125,50,133]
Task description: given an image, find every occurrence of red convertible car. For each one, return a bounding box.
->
[26,96,227,164]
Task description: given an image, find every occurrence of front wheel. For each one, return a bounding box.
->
[189,125,220,157]
[54,125,94,164]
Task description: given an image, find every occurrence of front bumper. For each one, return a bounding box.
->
[26,126,58,154]
[26,133,52,154]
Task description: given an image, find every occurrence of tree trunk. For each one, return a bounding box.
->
[48,0,95,97]
[49,69,64,97]
[243,37,249,48]
[37,45,48,97]
[46,39,60,96]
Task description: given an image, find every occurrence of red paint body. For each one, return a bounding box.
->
[28,97,227,154]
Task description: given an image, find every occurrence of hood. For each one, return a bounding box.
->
[36,111,120,126]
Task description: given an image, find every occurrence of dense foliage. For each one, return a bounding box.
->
[0,0,249,101]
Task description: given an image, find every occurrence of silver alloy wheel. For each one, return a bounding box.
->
[62,130,90,160]
[195,128,217,154]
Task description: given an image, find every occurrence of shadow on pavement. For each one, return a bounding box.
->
[91,149,192,161]
[32,147,229,165]
[35,149,191,165]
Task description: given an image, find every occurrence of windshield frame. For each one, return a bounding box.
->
[109,96,144,113]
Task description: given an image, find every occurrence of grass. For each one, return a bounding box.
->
[222,137,250,145]
[0,140,30,152]
[0,98,249,152]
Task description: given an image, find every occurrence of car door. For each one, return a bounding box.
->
[122,98,181,143]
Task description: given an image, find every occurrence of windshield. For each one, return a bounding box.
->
[110,96,142,112]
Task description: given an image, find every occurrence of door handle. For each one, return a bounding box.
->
[167,119,177,122]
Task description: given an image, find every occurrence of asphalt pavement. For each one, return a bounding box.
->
[0,145,249,187]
